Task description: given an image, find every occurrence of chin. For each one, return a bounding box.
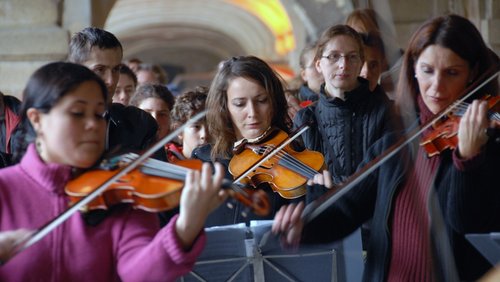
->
[243,129,265,140]
[73,152,102,168]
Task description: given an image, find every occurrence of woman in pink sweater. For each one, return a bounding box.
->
[0,62,227,281]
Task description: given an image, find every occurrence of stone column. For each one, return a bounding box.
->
[0,0,69,99]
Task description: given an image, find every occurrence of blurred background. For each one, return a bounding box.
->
[0,0,498,98]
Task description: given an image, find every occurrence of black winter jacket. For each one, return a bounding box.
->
[301,127,500,281]
[294,78,394,203]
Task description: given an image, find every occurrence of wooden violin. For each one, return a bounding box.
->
[66,153,270,216]
[420,95,500,157]
[229,126,325,199]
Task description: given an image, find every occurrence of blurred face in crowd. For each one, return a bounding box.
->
[137,70,160,85]
[137,97,171,139]
[300,49,324,93]
[360,45,383,91]
[113,73,136,105]
[180,122,207,159]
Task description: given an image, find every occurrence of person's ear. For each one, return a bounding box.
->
[26,108,43,133]
[315,58,323,75]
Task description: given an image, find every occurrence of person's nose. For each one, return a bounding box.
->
[199,126,207,141]
[432,73,446,93]
[360,62,369,78]
[246,102,256,118]
[86,115,100,130]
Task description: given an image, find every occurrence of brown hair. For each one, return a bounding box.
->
[136,64,168,84]
[119,64,137,86]
[345,9,380,33]
[171,86,208,129]
[314,25,365,63]
[206,56,291,159]
[129,83,174,110]
[68,27,123,64]
[396,14,498,116]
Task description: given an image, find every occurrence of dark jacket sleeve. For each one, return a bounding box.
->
[444,140,500,233]
[300,132,401,244]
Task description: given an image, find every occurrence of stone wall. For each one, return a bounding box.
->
[0,0,69,99]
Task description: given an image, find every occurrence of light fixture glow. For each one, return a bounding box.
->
[227,0,295,55]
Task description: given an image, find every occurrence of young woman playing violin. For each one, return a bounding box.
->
[192,55,324,227]
[273,14,500,282]
[0,62,227,281]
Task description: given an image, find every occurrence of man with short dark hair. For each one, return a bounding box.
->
[68,27,160,155]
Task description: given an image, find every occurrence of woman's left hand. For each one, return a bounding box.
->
[458,100,489,159]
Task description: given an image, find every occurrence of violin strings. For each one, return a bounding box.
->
[122,153,190,178]
[454,101,500,121]
[258,145,318,179]
[269,148,319,178]
[125,154,256,200]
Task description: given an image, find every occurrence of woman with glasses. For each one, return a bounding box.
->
[294,24,395,204]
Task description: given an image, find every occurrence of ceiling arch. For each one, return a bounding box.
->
[105,0,285,68]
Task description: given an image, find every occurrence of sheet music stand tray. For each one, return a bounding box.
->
[466,233,500,265]
[179,221,364,282]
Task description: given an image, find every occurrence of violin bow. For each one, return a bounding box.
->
[302,68,499,224]
[232,124,310,185]
[2,111,207,265]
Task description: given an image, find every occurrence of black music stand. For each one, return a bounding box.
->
[179,221,364,282]
[466,233,500,265]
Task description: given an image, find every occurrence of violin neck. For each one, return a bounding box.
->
[122,153,190,180]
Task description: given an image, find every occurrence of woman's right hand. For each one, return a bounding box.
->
[0,229,33,263]
[175,162,227,250]
[272,202,305,249]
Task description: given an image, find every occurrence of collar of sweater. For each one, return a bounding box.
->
[318,77,370,107]
[417,94,437,136]
[20,143,72,195]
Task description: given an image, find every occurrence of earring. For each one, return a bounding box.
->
[35,138,42,154]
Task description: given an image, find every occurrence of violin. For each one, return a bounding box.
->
[420,95,500,157]
[3,111,211,264]
[229,127,325,199]
[66,153,271,216]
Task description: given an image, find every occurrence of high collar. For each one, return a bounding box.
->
[20,144,73,195]
[417,94,435,125]
[318,77,371,107]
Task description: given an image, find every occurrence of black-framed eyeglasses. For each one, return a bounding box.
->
[321,53,361,64]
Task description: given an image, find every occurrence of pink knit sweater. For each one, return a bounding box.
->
[0,144,206,282]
